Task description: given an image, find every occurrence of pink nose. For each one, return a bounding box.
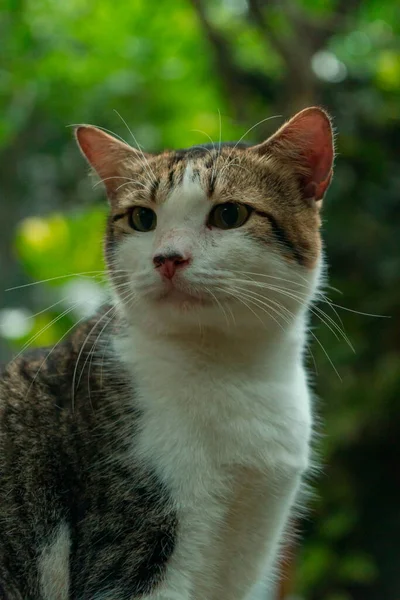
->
[153,253,191,279]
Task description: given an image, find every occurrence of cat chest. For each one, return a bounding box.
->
[132,376,312,509]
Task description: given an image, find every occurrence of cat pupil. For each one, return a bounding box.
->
[139,208,154,230]
[221,203,238,226]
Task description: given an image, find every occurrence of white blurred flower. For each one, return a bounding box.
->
[312,50,347,83]
[61,279,107,319]
[0,308,33,339]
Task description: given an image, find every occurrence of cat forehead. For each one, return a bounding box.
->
[115,146,278,213]
[154,164,209,226]
[151,144,251,198]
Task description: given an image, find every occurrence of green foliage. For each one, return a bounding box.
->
[16,210,105,282]
[1,1,400,598]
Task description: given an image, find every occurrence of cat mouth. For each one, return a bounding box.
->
[156,284,210,308]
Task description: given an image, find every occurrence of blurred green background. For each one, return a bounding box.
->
[1,1,400,599]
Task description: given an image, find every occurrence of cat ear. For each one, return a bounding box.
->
[75,126,149,198]
[250,107,334,202]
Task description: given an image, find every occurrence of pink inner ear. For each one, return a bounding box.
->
[75,126,140,196]
[268,108,334,201]
[75,127,102,171]
[76,127,124,179]
[296,114,334,184]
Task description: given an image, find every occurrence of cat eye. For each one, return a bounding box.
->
[129,207,157,232]
[208,202,251,230]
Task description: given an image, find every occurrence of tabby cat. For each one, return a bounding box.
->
[0,107,334,599]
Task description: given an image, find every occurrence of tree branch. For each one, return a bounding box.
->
[247,0,294,65]
[189,0,277,119]
[247,0,317,109]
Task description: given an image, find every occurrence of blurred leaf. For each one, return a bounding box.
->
[375,50,400,90]
[15,209,106,282]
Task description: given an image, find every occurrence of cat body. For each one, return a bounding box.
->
[0,107,334,599]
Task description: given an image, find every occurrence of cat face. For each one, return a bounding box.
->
[76,108,334,334]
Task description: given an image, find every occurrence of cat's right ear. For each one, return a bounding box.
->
[75,126,149,199]
[249,107,334,203]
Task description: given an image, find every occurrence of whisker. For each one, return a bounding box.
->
[71,290,135,410]
[212,108,222,186]
[261,284,354,351]
[318,303,390,319]
[308,329,342,381]
[93,176,150,191]
[230,269,387,320]
[236,280,355,352]
[225,270,353,348]
[234,285,342,379]
[5,272,107,291]
[230,114,283,153]
[220,115,282,180]
[218,157,253,181]
[236,283,343,379]
[225,302,236,328]
[27,297,70,320]
[113,109,157,186]
[224,287,294,333]
[75,306,118,401]
[306,342,318,376]
[16,302,82,359]
[5,269,135,293]
[230,286,294,326]
[228,270,312,290]
[190,131,216,150]
[187,132,219,192]
[25,310,99,401]
[115,180,150,194]
[215,287,268,329]
[86,305,124,411]
[205,286,231,329]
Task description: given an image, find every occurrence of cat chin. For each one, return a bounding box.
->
[119,295,278,340]
[155,287,210,308]
[118,293,220,333]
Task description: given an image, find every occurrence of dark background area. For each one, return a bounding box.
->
[1,1,399,598]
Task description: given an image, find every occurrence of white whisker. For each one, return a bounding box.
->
[5,272,107,291]
[308,329,342,381]
[205,286,231,329]
[219,114,282,182]
[25,310,100,402]
[215,287,267,329]
[115,180,151,193]
[15,302,81,359]
[26,297,70,320]
[93,176,149,191]
[113,109,157,186]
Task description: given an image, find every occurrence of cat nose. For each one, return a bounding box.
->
[153,252,191,279]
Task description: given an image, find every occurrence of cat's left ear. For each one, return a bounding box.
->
[75,126,151,199]
[249,107,334,202]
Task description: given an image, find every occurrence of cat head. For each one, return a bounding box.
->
[76,108,334,336]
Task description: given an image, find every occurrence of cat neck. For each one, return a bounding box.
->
[113,308,308,378]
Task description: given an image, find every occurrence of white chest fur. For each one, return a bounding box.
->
[116,325,312,600]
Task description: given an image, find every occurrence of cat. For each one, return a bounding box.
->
[0,106,334,600]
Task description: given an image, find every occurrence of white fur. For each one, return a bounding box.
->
[38,521,70,600]
[113,166,319,599]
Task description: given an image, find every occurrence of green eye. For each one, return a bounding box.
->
[208,202,251,230]
[129,207,157,232]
